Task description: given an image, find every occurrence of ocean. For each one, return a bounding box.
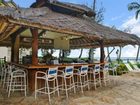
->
[95,57,140,63]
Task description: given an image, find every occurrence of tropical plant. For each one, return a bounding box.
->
[88,0,105,62]
[118,46,122,64]
[128,2,140,61]
[128,1,140,19]
[137,62,140,68]
[116,63,128,75]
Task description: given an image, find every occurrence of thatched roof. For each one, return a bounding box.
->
[0,6,139,49]
[31,0,95,17]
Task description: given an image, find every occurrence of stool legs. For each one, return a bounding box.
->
[8,70,27,97]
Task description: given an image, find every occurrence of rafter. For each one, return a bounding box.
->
[10,27,27,38]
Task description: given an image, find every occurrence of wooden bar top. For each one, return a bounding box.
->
[9,62,105,69]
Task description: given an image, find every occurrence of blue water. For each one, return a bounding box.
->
[95,57,140,62]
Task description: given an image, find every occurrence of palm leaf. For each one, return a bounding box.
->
[128,2,140,11]
[0,0,2,3]
[135,9,140,19]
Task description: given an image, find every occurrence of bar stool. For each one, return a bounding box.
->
[102,63,110,86]
[88,64,102,90]
[35,67,59,102]
[0,63,7,84]
[58,66,76,98]
[3,64,14,89]
[74,65,90,93]
[108,64,119,84]
[8,69,27,97]
[110,64,119,76]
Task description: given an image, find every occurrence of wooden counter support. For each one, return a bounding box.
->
[28,69,39,92]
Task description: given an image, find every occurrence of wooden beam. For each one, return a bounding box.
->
[11,27,27,38]
[38,30,46,37]
[0,24,21,41]
[30,28,38,65]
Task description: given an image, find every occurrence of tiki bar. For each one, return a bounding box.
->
[0,0,140,103]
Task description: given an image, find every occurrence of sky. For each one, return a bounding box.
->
[13,0,140,58]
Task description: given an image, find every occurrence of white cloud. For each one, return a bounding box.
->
[117,17,140,58]
[121,45,138,57]
[121,16,140,36]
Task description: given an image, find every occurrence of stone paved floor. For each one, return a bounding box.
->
[0,72,140,105]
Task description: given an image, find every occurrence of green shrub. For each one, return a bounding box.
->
[116,63,128,75]
[137,63,140,68]
[109,63,128,75]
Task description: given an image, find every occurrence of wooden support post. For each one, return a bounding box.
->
[11,35,20,63]
[11,38,14,62]
[30,28,38,65]
[99,40,105,63]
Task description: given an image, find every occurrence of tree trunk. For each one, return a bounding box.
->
[88,48,94,63]
[93,0,96,12]
[118,46,122,64]
[62,50,65,58]
[87,0,96,63]
[79,48,83,58]
[107,47,111,62]
[50,49,54,55]
[136,45,140,61]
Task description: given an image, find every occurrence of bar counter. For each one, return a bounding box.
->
[9,62,105,92]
